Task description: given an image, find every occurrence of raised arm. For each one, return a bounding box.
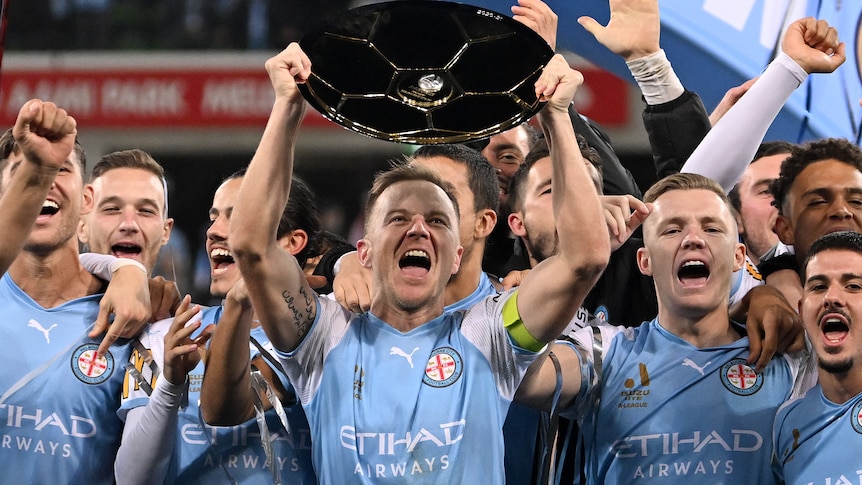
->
[230,44,316,353]
[0,100,76,274]
[681,17,845,192]
[580,0,711,181]
[516,55,610,342]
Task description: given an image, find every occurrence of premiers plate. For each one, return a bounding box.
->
[298,0,554,144]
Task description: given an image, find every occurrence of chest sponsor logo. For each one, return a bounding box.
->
[719,359,762,396]
[851,399,862,435]
[423,347,462,388]
[70,344,114,385]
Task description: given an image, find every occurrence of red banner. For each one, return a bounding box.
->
[0,65,628,129]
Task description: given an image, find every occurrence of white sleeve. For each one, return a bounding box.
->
[79,252,118,281]
[681,52,808,193]
[626,49,685,105]
[114,377,185,485]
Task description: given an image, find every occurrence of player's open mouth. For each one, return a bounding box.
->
[678,260,710,287]
[39,200,59,218]
[111,243,142,258]
[820,314,849,346]
[400,249,431,277]
[210,248,235,275]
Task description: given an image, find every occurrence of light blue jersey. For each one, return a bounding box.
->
[443,272,542,485]
[568,319,804,484]
[278,291,539,484]
[773,385,862,484]
[0,273,134,484]
[120,305,315,484]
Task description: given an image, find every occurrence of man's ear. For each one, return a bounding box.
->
[77,218,89,245]
[162,218,175,247]
[508,211,526,238]
[774,214,795,245]
[473,209,497,239]
[356,239,372,269]
[278,229,308,256]
[636,246,652,276]
[81,184,95,215]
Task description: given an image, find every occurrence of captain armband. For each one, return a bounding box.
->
[502,290,545,352]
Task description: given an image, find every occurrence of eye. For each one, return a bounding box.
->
[499,153,521,165]
[661,227,681,236]
[807,283,827,292]
[846,282,862,291]
[101,206,120,213]
[704,226,723,234]
[807,198,826,207]
[139,208,158,216]
[429,217,448,226]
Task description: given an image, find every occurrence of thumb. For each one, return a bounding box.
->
[89,305,110,339]
[13,100,42,140]
[305,274,328,290]
[577,16,604,39]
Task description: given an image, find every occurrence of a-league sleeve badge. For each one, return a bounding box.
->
[71,343,115,385]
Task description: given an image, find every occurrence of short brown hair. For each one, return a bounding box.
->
[364,163,460,233]
[91,149,168,215]
[644,172,729,205]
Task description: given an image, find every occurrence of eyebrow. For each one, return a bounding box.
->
[100,195,163,213]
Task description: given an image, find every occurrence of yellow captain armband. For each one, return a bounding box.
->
[502,290,545,352]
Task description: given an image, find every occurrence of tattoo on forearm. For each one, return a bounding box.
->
[282,287,316,338]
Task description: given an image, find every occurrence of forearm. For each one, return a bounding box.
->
[627,50,685,105]
[200,300,257,425]
[232,97,305,255]
[682,53,807,192]
[114,377,185,485]
[542,108,609,274]
[0,161,59,272]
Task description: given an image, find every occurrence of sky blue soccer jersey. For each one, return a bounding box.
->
[120,304,315,484]
[0,273,135,484]
[568,319,805,484]
[278,290,540,484]
[773,385,862,484]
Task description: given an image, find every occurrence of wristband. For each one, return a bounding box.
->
[110,258,148,274]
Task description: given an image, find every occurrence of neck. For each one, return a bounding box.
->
[8,242,100,308]
[819,369,862,405]
[444,257,482,306]
[371,299,446,333]
[656,305,740,348]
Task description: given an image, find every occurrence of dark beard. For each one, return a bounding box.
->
[526,232,558,264]
[819,355,853,375]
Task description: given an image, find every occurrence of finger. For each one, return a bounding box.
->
[305,274,328,290]
[745,324,763,370]
[98,323,122,357]
[603,208,620,237]
[755,319,780,372]
[89,304,111,339]
[13,100,42,140]
[576,16,604,39]
[193,324,216,347]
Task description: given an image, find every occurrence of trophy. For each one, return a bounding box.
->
[298,0,554,144]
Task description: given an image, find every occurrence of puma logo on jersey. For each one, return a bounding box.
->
[390,346,419,368]
[28,319,58,344]
[681,358,710,375]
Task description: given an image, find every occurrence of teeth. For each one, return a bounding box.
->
[42,200,58,209]
[210,248,232,258]
[404,250,429,259]
[682,261,705,267]
[825,318,843,324]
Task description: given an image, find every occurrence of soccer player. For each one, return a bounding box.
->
[517,173,812,483]
[229,43,608,482]
[113,169,319,484]
[773,231,862,482]
[0,99,150,484]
